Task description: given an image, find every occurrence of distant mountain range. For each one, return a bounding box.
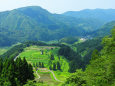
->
[88,21,115,37]
[63,9,115,22]
[0,6,115,46]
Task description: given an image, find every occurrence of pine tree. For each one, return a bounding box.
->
[49,65,52,70]
[53,63,56,70]
[0,57,34,85]
[36,62,38,67]
[21,57,29,83]
[42,62,44,68]
[28,64,34,80]
[8,64,16,86]
[33,63,35,67]
[39,62,42,68]
[57,61,61,70]
[15,58,24,84]
[50,54,55,60]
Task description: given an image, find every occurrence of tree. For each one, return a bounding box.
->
[41,62,44,68]
[64,28,115,86]
[91,49,100,60]
[50,54,55,60]
[33,63,35,67]
[21,57,29,83]
[53,63,56,70]
[28,64,34,80]
[8,64,17,86]
[57,61,61,70]
[49,65,52,70]
[39,62,42,68]
[36,63,38,67]
[112,27,115,40]
[0,57,34,85]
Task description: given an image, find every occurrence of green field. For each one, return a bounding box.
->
[20,45,70,86]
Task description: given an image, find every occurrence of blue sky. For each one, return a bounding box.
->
[0,0,115,13]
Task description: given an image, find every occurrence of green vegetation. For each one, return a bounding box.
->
[0,41,48,59]
[0,28,114,86]
[10,44,69,86]
[0,57,34,86]
[89,21,115,37]
[19,46,70,80]
[0,6,115,86]
[63,28,115,86]
[0,47,9,55]
[59,36,79,44]
[72,37,102,67]
[63,9,115,23]
[19,46,59,67]
[1,6,114,46]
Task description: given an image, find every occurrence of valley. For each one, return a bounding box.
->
[1,6,115,47]
[0,4,115,86]
[18,45,70,86]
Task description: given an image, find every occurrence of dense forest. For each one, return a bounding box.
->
[0,6,115,46]
[0,57,34,86]
[63,28,115,86]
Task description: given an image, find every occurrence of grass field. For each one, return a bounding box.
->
[19,45,70,86]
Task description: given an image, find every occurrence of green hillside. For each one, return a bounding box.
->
[0,28,114,86]
[63,27,115,86]
[0,5,115,86]
[0,6,109,46]
[19,45,69,86]
[88,21,115,37]
[63,9,115,22]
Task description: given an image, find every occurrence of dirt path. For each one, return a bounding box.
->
[14,55,19,61]
[35,70,40,80]
[33,67,41,81]
[48,70,63,82]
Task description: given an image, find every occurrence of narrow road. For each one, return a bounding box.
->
[33,67,41,81]
[35,70,40,79]
[14,55,19,61]
[48,70,63,82]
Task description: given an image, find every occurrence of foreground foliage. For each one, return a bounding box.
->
[63,28,115,86]
[0,57,34,86]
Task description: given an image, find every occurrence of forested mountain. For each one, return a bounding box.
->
[63,9,115,22]
[1,6,115,46]
[88,21,115,37]
[63,28,115,86]
[0,34,15,46]
[1,28,114,86]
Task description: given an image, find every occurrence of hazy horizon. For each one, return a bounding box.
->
[0,0,115,13]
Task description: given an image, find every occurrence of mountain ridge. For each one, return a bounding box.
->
[0,6,115,46]
[63,9,115,22]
